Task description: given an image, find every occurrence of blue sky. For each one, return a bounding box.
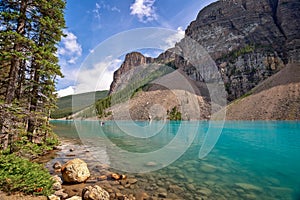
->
[57,0,217,97]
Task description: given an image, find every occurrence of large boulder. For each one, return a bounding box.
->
[82,185,110,200]
[61,158,90,183]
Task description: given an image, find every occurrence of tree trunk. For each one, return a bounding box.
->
[5,0,28,104]
[27,60,40,140]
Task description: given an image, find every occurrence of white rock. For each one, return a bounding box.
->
[82,185,110,200]
[48,194,60,200]
[66,196,82,200]
[61,158,90,183]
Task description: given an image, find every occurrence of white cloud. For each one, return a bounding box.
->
[92,2,121,29]
[93,4,101,21]
[56,86,75,97]
[75,56,122,94]
[161,27,185,50]
[58,30,82,64]
[130,0,157,23]
[111,6,121,12]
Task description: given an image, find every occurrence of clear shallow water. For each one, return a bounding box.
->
[50,120,300,200]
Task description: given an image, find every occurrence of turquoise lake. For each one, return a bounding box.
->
[50,120,300,200]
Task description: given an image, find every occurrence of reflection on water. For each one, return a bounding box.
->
[49,120,300,200]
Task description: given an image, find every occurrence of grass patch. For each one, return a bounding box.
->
[0,153,54,196]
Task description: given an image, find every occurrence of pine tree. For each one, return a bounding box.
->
[0,0,66,151]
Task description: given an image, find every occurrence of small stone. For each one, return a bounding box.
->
[200,164,217,173]
[53,162,62,170]
[120,179,127,186]
[66,154,76,157]
[98,175,107,181]
[116,192,124,199]
[186,183,196,191]
[175,174,185,179]
[128,178,138,184]
[235,183,263,192]
[66,196,81,200]
[157,188,167,193]
[118,185,125,190]
[136,192,149,200]
[158,192,167,198]
[243,193,257,200]
[54,190,68,199]
[168,185,184,193]
[48,194,60,200]
[121,174,127,180]
[82,185,110,200]
[130,185,135,189]
[145,162,157,167]
[52,175,63,184]
[53,146,61,150]
[111,173,121,180]
[198,188,212,196]
[168,193,179,199]
[52,181,62,191]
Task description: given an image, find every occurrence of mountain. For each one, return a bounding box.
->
[102,0,300,120]
[226,63,300,120]
[51,90,108,119]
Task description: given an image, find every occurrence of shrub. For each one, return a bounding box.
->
[0,154,54,196]
[167,106,182,120]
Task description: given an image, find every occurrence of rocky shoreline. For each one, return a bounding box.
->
[44,140,187,200]
[36,136,293,200]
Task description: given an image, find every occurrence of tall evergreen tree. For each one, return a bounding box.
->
[0,0,66,150]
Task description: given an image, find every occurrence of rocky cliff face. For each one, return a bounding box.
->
[226,63,300,120]
[109,0,299,102]
[176,0,299,100]
[109,52,154,94]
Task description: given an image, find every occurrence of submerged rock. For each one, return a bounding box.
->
[136,192,149,200]
[61,158,90,183]
[82,185,110,200]
[168,184,184,193]
[145,162,157,167]
[200,164,217,173]
[198,188,212,196]
[235,183,263,192]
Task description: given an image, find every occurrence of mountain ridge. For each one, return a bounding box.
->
[97,0,300,120]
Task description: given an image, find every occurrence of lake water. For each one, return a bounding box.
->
[49,120,300,200]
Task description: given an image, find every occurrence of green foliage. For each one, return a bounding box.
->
[221,45,255,62]
[0,1,65,196]
[50,90,108,119]
[167,106,182,120]
[0,154,54,196]
[13,132,59,157]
